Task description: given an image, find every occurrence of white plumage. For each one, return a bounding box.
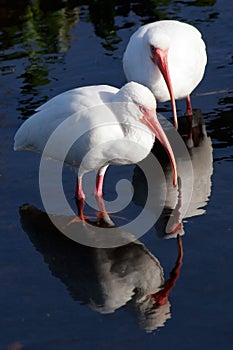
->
[14,82,177,211]
[123,20,207,129]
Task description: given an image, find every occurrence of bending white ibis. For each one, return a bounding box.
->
[14,82,177,218]
[123,20,207,129]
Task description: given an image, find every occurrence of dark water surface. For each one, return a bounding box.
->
[0,1,233,349]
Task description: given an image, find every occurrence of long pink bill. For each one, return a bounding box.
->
[141,110,177,187]
[152,48,178,130]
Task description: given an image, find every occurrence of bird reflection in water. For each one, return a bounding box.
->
[19,204,183,333]
[133,109,213,238]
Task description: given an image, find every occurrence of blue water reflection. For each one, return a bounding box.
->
[19,204,183,333]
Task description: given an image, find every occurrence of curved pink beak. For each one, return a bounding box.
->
[141,110,177,187]
[151,48,178,130]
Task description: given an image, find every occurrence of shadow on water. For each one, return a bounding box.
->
[19,203,183,333]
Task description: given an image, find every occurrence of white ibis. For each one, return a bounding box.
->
[14,82,177,218]
[123,20,207,129]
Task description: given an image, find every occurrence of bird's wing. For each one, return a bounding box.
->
[14,85,119,153]
[35,85,118,113]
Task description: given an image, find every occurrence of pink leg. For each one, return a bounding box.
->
[94,165,109,198]
[75,178,86,221]
[185,95,193,116]
[75,178,85,201]
[96,195,107,218]
[76,198,85,222]
[185,96,194,148]
[75,166,108,222]
[94,165,110,223]
[95,189,116,226]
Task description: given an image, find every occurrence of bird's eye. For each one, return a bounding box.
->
[150,45,155,54]
[139,105,146,114]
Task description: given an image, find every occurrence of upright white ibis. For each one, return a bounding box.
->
[14,82,177,218]
[123,20,207,129]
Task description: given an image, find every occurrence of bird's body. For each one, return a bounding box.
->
[15,85,153,173]
[123,20,207,128]
[14,82,177,216]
